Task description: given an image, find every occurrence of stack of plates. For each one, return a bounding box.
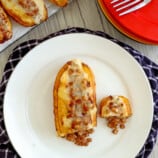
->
[98,0,158,44]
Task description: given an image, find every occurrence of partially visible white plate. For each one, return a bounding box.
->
[4,33,153,158]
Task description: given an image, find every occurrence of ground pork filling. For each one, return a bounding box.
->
[18,0,39,16]
[107,116,127,134]
[62,60,95,146]
[65,129,94,146]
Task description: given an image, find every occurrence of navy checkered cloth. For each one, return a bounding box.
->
[0,27,158,158]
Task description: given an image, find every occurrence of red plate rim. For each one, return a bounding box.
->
[98,0,158,45]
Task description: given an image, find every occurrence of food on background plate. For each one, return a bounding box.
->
[0,0,70,43]
[50,0,68,7]
[0,4,12,43]
[100,95,132,134]
[53,59,97,146]
[1,0,48,27]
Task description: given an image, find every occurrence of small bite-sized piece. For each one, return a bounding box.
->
[100,95,132,134]
[53,59,97,146]
[0,4,12,43]
[1,0,48,27]
[50,0,68,7]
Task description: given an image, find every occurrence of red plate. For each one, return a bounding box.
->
[98,0,158,44]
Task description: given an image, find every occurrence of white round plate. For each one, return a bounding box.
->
[4,33,153,158]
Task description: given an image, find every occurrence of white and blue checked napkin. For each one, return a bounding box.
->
[0,27,158,158]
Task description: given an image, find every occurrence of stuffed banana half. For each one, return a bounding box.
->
[100,95,132,134]
[1,0,48,27]
[53,59,97,146]
[0,4,12,43]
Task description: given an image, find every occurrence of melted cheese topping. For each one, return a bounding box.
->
[58,60,96,132]
[18,0,42,23]
[102,96,128,117]
[18,0,39,16]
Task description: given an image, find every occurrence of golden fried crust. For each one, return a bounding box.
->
[0,4,12,43]
[53,62,68,136]
[50,0,68,7]
[100,95,132,118]
[53,59,97,137]
[1,0,48,27]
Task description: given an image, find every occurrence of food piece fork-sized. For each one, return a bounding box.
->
[111,0,151,16]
